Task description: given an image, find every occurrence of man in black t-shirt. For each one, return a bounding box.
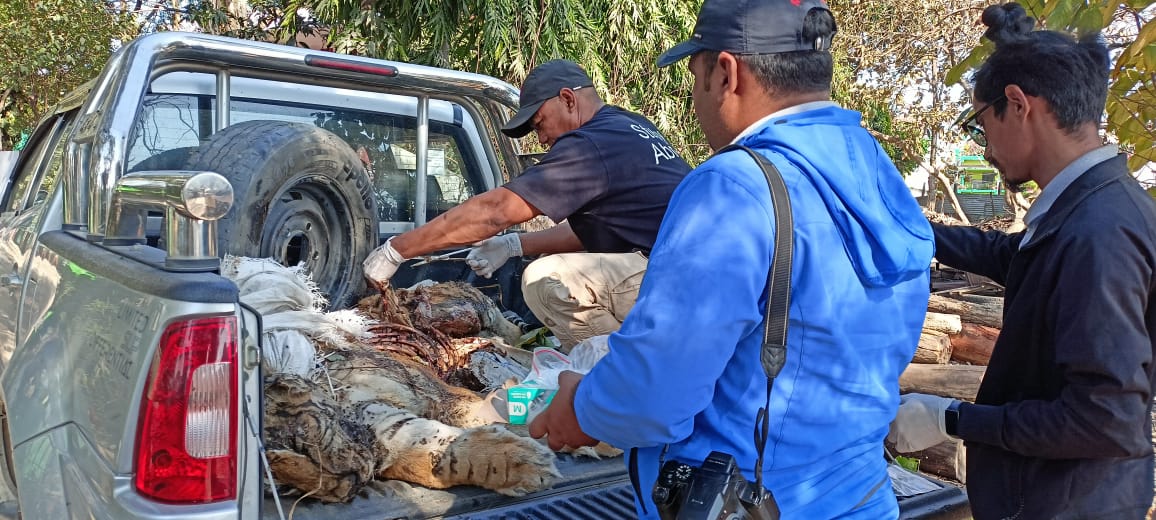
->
[364,60,690,349]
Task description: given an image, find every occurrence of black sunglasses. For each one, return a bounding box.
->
[959,95,1006,147]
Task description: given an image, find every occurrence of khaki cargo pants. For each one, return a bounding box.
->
[520,252,648,351]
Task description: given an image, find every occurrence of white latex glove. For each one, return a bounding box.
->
[466,234,522,278]
[887,393,954,453]
[363,237,407,283]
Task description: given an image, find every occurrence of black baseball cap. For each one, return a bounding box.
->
[502,59,595,138]
[657,0,833,68]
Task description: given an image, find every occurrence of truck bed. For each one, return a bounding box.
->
[262,454,970,519]
[261,453,631,519]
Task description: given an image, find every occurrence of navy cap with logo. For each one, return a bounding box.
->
[502,59,595,138]
[657,0,833,68]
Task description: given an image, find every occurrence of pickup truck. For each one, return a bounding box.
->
[0,31,969,519]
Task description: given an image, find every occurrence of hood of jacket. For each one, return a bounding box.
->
[738,106,933,287]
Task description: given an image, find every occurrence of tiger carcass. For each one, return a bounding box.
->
[221,257,558,503]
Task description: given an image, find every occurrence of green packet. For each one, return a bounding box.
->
[506,384,557,425]
[894,456,920,473]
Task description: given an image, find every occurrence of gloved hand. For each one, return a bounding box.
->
[887,393,954,453]
[363,238,407,283]
[466,234,523,278]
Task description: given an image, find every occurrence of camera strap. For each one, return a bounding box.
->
[718,144,793,498]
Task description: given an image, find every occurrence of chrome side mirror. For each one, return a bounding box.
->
[105,170,233,271]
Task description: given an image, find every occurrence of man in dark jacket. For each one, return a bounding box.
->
[888,3,1156,519]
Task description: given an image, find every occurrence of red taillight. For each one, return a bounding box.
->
[135,316,238,504]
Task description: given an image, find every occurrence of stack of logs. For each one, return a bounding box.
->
[897,292,1002,484]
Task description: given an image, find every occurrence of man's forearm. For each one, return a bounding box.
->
[932,223,1021,284]
[391,187,538,258]
[519,221,584,256]
[957,386,1152,460]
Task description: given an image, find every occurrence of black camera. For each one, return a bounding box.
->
[652,451,780,520]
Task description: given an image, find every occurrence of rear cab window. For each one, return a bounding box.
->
[130,72,495,237]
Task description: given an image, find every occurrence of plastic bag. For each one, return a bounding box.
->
[568,334,610,372]
[523,334,611,386]
[522,347,573,388]
[507,335,612,424]
[887,463,942,497]
[507,348,568,425]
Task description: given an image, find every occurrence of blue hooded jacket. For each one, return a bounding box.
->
[572,105,934,518]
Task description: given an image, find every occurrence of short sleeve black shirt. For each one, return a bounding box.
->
[504,105,691,253]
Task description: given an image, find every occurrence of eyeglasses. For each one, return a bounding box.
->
[959,95,1006,147]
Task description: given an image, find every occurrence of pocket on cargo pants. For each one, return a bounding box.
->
[608,266,646,321]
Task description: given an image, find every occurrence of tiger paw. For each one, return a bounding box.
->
[442,425,561,496]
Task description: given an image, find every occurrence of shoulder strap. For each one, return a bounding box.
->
[717,145,792,377]
[716,144,793,498]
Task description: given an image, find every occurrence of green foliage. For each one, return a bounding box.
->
[946,0,1156,171]
[3,0,995,175]
[185,0,299,43]
[275,0,980,170]
[282,0,710,162]
[518,327,554,350]
[827,0,992,176]
[842,98,931,175]
[0,0,138,149]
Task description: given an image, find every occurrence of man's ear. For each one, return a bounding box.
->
[717,52,741,95]
[1004,84,1032,121]
[558,88,577,111]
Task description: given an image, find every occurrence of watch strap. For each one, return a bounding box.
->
[944,400,962,437]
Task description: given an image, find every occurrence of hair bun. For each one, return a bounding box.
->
[981,3,1036,45]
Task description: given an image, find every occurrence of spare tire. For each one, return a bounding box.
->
[127,146,199,172]
[184,120,378,309]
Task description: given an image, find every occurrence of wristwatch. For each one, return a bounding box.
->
[944,400,962,437]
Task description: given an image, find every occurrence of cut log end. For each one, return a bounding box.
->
[914,330,953,364]
[923,312,963,335]
[950,323,999,366]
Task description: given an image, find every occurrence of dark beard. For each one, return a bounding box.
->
[1004,178,1028,193]
[988,157,1026,193]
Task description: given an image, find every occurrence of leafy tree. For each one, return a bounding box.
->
[830,0,991,220]
[5,0,1033,194]
[283,0,708,160]
[282,0,988,168]
[0,0,138,149]
[184,0,306,42]
[3,0,996,177]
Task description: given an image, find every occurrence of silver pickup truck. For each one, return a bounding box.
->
[0,32,969,519]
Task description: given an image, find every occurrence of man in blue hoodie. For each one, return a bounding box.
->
[529,0,934,518]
